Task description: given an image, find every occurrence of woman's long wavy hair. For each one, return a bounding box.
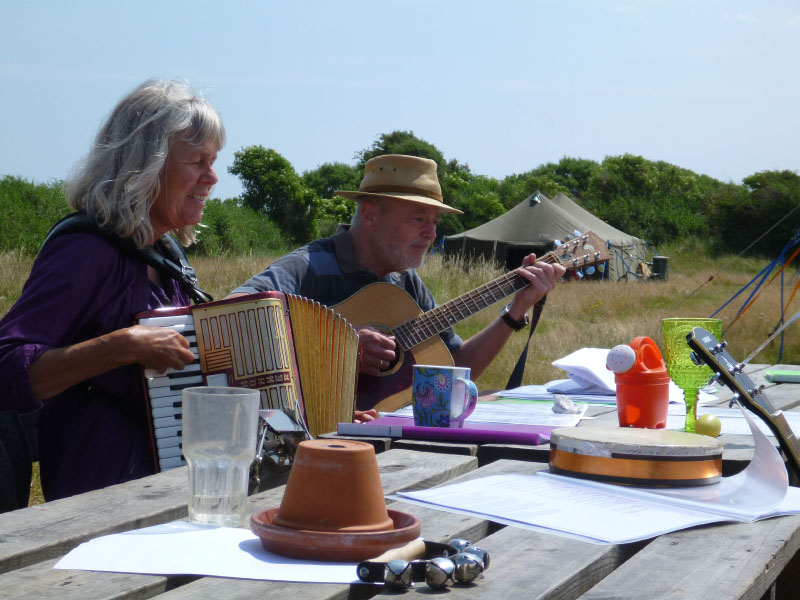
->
[65,79,225,248]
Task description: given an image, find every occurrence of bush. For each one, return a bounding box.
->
[189,199,288,256]
[0,176,71,254]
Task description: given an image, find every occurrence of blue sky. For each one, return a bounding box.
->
[2,0,799,200]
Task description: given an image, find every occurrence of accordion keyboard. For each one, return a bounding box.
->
[139,313,202,470]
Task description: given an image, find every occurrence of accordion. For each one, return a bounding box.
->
[136,292,360,472]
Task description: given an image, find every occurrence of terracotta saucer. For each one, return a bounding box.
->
[250,507,421,562]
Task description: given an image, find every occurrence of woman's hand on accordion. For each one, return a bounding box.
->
[125,325,196,374]
[357,326,396,376]
[28,325,196,401]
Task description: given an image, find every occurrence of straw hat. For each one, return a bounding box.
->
[335,154,463,214]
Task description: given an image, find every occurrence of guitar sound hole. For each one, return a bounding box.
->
[383,351,402,373]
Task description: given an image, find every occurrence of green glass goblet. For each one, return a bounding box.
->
[661,318,722,433]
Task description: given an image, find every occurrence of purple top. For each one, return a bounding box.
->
[0,233,190,500]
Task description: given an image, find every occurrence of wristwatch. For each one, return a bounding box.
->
[500,304,529,331]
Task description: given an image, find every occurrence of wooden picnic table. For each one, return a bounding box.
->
[1,363,798,600]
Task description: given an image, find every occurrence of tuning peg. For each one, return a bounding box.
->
[712,341,728,353]
[554,239,562,247]
[709,373,721,384]
[749,384,766,397]
[573,230,582,237]
[585,266,596,275]
[576,269,585,278]
[731,363,745,375]
[728,393,740,408]
[690,351,703,366]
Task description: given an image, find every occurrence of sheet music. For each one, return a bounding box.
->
[387,401,586,427]
[392,404,800,544]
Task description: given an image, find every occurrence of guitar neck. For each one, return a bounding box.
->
[391,254,557,351]
[687,327,800,481]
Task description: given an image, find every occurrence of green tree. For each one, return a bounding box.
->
[302,162,361,199]
[535,156,599,199]
[439,171,504,236]
[499,172,568,209]
[356,131,446,172]
[228,146,319,244]
[583,154,715,245]
[315,196,357,237]
[709,170,800,255]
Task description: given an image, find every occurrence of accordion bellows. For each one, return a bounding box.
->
[138,292,360,471]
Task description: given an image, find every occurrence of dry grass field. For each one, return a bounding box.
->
[3,243,797,507]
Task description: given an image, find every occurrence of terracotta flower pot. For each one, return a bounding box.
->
[250,508,420,562]
[273,439,394,532]
[250,438,421,561]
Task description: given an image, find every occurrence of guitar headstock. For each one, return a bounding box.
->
[686,327,774,417]
[548,231,610,271]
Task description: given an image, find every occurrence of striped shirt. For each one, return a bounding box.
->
[233,229,462,353]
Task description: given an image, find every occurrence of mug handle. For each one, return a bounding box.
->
[452,377,478,422]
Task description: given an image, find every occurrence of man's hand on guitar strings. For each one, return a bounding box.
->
[357,326,396,376]
[511,253,566,313]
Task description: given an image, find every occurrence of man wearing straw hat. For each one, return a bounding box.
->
[230,154,565,411]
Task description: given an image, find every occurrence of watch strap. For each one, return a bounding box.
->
[501,307,529,331]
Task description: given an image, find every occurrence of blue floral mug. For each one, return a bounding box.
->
[412,365,478,427]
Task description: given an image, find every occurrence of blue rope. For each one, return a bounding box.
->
[713,228,800,361]
[430,236,445,255]
[609,244,641,281]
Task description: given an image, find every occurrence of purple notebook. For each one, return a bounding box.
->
[337,416,554,445]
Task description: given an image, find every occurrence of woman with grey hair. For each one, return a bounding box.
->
[0,79,225,501]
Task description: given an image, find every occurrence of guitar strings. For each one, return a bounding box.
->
[393,238,592,345]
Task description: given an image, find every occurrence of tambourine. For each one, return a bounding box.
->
[549,426,724,487]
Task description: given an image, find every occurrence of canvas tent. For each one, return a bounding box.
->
[443,192,650,281]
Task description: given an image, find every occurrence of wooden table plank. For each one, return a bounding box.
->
[399,525,644,600]
[0,557,194,600]
[373,459,644,600]
[0,449,476,600]
[579,515,800,600]
[387,439,478,457]
[0,467,190,574]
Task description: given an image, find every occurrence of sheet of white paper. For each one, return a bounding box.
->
[497,381,616,405]
[392,403,800,544]
[54,521,359,583]
[547,347,717,405]
[497,379,714,411]
[551,347,617,393]
[388,402,587,427]
[394,473,726,544]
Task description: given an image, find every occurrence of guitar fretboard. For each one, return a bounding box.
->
[392,270,531,350]
[389,232,606,351]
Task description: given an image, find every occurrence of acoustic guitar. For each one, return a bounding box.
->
[686,326,800,480]
[334,232,609,412]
